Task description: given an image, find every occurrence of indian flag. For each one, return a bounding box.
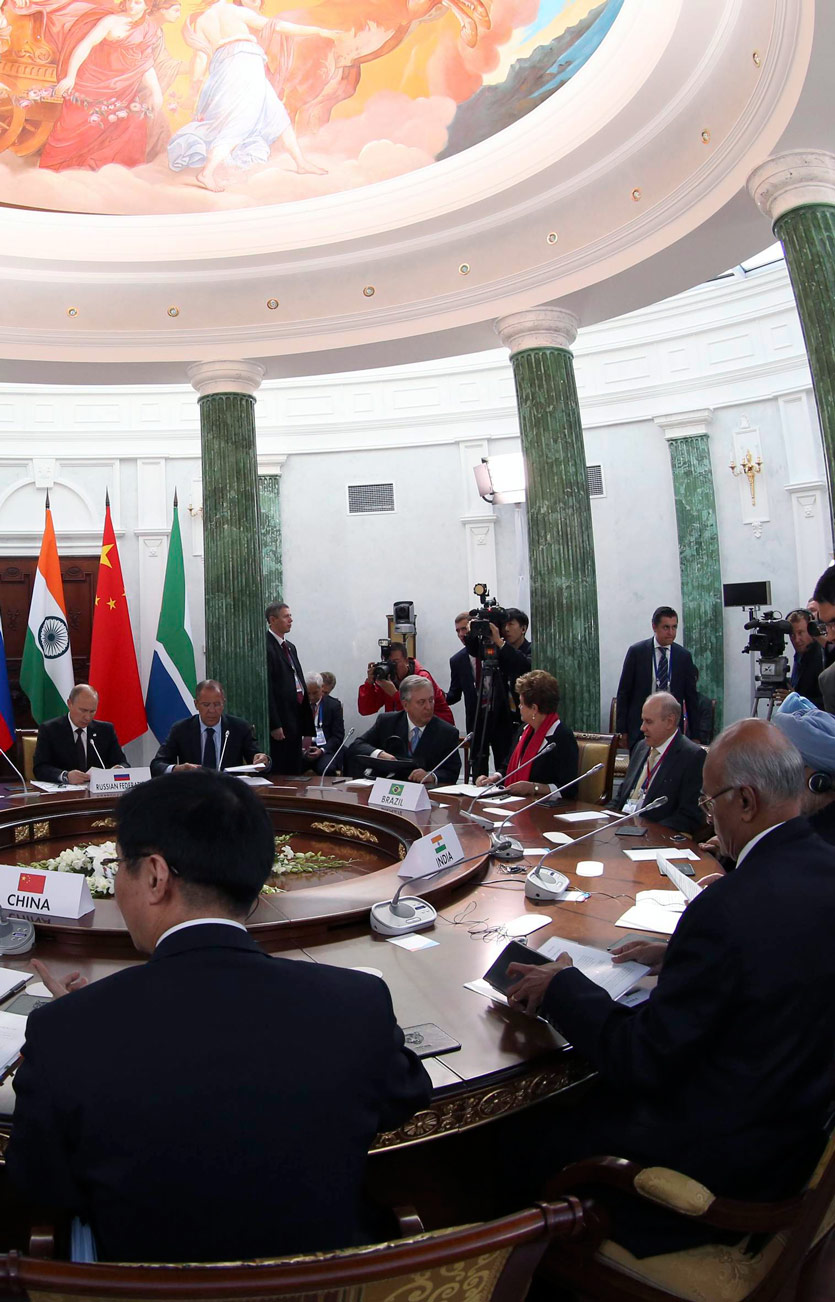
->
[20,498,74,723]
[144,490,197,743]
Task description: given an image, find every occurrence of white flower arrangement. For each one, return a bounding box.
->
[29,841,118,898]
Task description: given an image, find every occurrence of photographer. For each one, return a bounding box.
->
[357,642,454,724]
[464,594,532,777]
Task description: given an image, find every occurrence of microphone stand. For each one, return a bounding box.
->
[0,747,40,799]
[524,796,668,900]
[462,741,557,816]
[89,736,108,771]
[424,730,473,787]
[370,847,492,936]
[217,729,230,772]
[318,726,356,787]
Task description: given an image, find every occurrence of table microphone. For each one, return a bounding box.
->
[217,729,230,771]
[0,747,39,799]
[89,734,107,770]
[486,764,605,861]
[524,796,668,900]
[370,847,492,936]
[424,731,473,786]
[318,726,355,786]
[462,742,558,815]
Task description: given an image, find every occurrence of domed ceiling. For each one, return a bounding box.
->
[0,0,829,382]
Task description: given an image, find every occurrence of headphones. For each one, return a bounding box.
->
[809,772,834,794]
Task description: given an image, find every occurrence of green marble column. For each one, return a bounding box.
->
[258,461,285,609]
[188,361,269,748]
[658,415,724,735]
[496,309,600,731]
[749,152,835,537]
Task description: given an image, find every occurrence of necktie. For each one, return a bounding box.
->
[629,746,660,802]
[282,641,304,703]
[75,728,86,770]
[791,654,800,688]
[202,727,217,769]
[409,726,420,754]
[656,648,669,690]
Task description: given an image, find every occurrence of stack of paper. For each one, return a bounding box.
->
[0,1011,27,1075]
[614,889,687,935]
[538,935,648,999]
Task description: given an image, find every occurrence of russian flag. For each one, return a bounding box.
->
[0,611,15,753]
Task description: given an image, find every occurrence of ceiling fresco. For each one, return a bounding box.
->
[0,0,623,213]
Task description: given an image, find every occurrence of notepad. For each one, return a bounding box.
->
[623,847,700,862]
[555,811,615,823]
[538,935,649,999]
[615,889,687,936]
[0,969,28,1001]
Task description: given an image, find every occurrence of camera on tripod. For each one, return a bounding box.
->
[742,610,792,715]
[468,583,507,649]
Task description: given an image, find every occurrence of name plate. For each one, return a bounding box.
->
[369,777,431,812]
[0,864,94,918]
[89,767,151,795]
[397,823,465,880]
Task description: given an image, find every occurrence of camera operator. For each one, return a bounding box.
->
[465,591,532,777]
[782,609,825,708]
[357,642,454,724]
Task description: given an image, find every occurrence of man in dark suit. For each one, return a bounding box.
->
[506,718,835,1257]
[350,675,461,786]
[6,770,432,1264]
[266,601,314,774]
[33,683,127,785]
[609,691,705,834]
[616,606,700,751]
[150,679,269,776]
[303,672,346,775]
[446,612,479,731]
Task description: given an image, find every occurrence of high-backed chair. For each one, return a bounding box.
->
[3,1198,602,1302]
[18,731,38,784]
[537,1129,835,1302]
[575,733,619,804]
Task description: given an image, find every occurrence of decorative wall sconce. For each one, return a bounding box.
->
[730,448,763,506]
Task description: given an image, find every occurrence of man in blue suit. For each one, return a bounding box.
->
[616,606,701,751]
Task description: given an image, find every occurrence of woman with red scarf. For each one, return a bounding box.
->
[476,669,578,797]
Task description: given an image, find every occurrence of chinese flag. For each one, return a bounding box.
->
[89,497,147,745]
[18,872,45,894]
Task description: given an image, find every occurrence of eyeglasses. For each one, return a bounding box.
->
[697,785,737,817]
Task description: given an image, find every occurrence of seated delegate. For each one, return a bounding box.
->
[6,770,432,1263]
[475,669,578,798]
[150,679,270,776]
[349,674,461,786]
[505,719,835,1257]
[33,683,127,785]
[608,691,705,834]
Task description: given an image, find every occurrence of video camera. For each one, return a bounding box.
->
[742,610,792,659]
[467,583,507,650]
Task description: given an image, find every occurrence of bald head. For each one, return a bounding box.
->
[703,719,804,860]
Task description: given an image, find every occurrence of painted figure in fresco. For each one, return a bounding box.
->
[272,0,491,137]
[38,0,162,170]
[145,0,181,158]
[168,0,333,192]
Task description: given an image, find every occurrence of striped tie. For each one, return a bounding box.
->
[409,727,420,754]
[656,648,669,691]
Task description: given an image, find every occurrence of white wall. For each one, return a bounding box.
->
[0,257,829,746]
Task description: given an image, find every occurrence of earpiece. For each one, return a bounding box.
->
[808,772,834,794]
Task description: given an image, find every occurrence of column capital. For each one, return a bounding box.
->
[748,151,835,224]
[495,307,579,356]
[258,454,287,477]
[654,409,713,441]
[188,360,265,398]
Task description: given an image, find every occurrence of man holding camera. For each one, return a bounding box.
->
[462,603,532,777]
[357,642,454,724]
[784,608,825,708]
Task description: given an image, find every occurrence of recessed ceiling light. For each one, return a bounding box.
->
[266,299,279,310]
[67,307,78,317]
[167,306,180,318]
[363,286,375,297]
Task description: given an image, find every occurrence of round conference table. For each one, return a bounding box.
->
[0,776,714,1168]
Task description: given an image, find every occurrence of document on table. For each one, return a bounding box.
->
[623,847,699,862]
[31,780,73,793]
[0,968,29,1001]
[614,889,687,936]
[224,763,267,774]
[0,1011,27,1075]
[543,831,574,846]
[538,935,649,1000]
[657,859,703,902]
[555,810,616,823]
[432,783,485,797]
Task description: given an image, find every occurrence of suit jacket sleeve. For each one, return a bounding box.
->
[541,886,734,1096]
[615,645,637,737]
[433,739,461,786]
[681,649,701,741]
[797,644,825,708]
[322,698,345,758]
[446,654,463,706]
[6,1010,86,1215]
[371,984,433,1133]
[660,744,705,834]
[32,721,65,784]
[150,720,186,777]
